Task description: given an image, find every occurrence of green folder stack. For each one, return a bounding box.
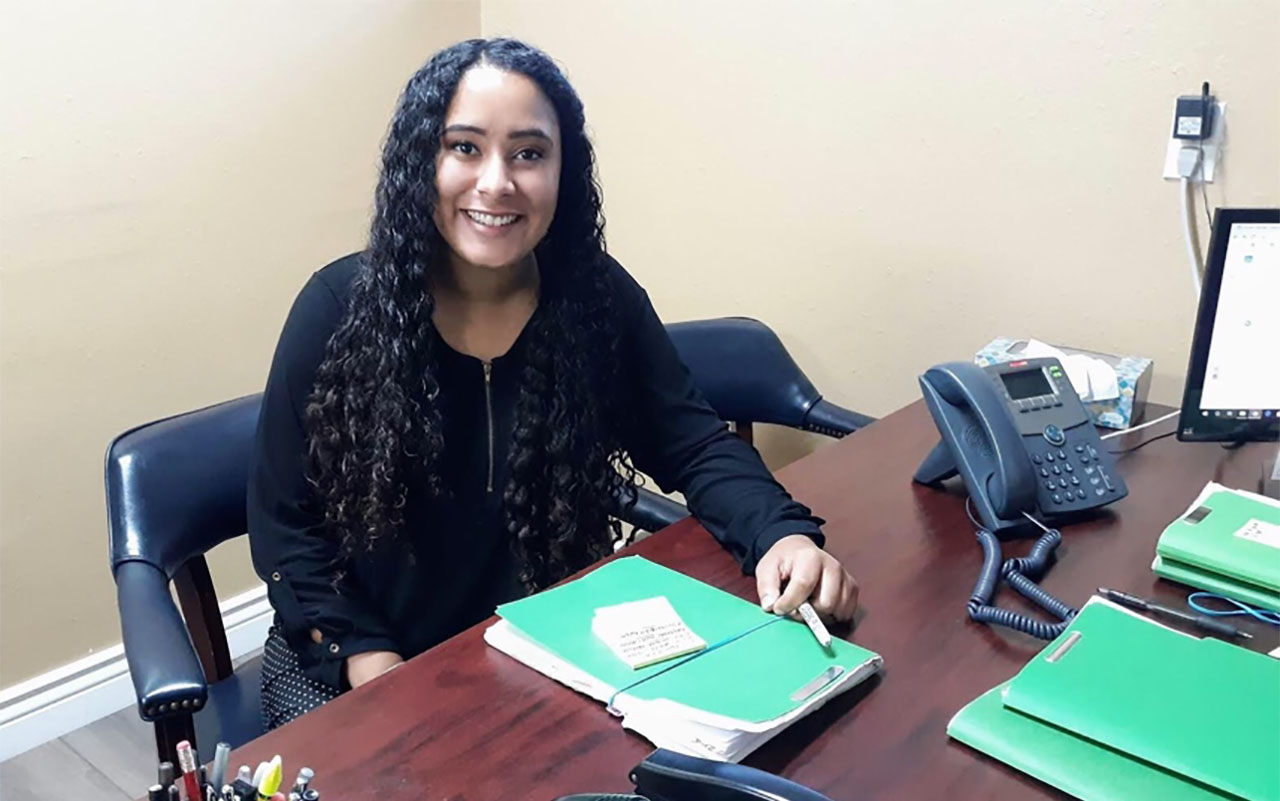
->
[948,599,1280,801]
[483,556,882,762]
[1153,482,1280,612]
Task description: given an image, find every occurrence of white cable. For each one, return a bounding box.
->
[1177,147,1203,298]
[1180,178,1203,297]
[1099,410,1180,440]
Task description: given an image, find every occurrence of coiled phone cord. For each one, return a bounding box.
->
[965,499,1078,640]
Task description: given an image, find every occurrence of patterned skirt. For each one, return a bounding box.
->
[260,626,343,730]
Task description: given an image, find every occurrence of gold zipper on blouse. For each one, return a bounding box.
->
[483,360,494,493]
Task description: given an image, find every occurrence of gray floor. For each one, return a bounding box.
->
[0,651,262,801]
[0,705,154,801]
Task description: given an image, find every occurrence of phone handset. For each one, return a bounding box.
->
[916,361,1037,523]
[917,362,1078,641]
[552,748,837,801]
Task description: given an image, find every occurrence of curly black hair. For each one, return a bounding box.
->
[304,38,637,592]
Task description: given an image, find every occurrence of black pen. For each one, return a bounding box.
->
[1098,588,1253,640]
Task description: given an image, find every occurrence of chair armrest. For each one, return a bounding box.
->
[618,487,690,533]
[114,560,208,720]
[802,398,876,438]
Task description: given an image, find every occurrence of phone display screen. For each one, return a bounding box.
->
[1000,368,1052,400]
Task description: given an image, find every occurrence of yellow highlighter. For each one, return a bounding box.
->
[256,755,283,801]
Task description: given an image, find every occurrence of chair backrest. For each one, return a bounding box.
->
[107,394,262,577]
[665,317,820,430]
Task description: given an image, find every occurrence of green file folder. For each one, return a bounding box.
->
[1154,487,1280,612]
[948,682,1238,801]
[1153,555,1280,613]
[1003,601,1280,801]
[495,556,880,725]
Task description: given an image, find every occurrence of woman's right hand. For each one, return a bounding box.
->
[344,650,405,688]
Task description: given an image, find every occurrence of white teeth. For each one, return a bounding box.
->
[465,210,519,227]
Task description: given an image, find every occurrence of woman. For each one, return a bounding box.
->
[248,38,858,730]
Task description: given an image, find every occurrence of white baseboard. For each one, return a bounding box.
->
[0,584,272,763]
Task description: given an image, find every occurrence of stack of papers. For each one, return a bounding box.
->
[948,598,1280,800]
[484,557,882,762]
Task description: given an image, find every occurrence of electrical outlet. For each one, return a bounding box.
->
[1163,101,1226,181]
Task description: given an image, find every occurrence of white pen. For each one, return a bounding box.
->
[797,602,832,649]
[251,761,269,790]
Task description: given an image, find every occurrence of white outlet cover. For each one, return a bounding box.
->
[1163,101,1226,181]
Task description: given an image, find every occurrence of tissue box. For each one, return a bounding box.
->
[974,338,1153,430]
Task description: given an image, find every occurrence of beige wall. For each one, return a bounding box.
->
[484,0,1280,462]
[0,1,480,687]
[3,0,1278,689]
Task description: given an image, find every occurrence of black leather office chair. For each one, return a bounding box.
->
[620,317,876,533]
[106,394,265,762]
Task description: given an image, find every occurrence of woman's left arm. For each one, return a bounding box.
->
[613,263,857,621]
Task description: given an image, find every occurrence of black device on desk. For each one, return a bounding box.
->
[553,749,834,801]
[914,358,1128,534]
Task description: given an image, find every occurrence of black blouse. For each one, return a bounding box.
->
[247,252,824,688]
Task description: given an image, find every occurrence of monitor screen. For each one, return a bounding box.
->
[1179,209,1280,442]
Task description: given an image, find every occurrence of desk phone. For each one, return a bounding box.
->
[914,358,1128,533]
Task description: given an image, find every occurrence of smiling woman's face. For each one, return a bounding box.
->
[432,64,562,271]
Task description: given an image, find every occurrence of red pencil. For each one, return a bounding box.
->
[175,740,202,801]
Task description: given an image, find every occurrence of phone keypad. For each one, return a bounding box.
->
[1033,442,1118,507]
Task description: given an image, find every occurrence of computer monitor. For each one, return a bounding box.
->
[1178,208,1280,442]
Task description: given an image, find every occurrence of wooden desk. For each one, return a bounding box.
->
[228,402,1278,800]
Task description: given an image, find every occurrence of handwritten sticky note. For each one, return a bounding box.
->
[591,596,706,669]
